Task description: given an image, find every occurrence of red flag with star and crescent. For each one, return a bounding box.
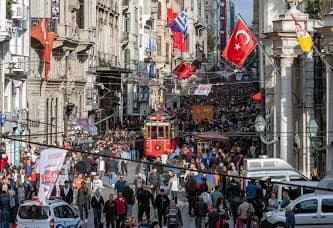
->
[222,18,257,68]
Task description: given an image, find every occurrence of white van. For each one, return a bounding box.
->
[243,158,309,184]
[272,181,319,204]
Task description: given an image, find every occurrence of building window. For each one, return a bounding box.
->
[124,17,130,32]
[157,2,162,20]
[77,0,84,29]
[157,36,162,56]
[165,43,169,64]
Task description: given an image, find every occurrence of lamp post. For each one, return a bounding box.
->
[254,114,278,148]
[307,117,328,151]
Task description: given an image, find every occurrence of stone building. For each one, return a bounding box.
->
[253,0,321,177]
[0,0,30,164]
[28,0,96,144]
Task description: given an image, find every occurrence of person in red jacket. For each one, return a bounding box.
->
[114,192,128,228]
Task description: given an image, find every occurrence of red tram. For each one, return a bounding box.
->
[143,111,179,157]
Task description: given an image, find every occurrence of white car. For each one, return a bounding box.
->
[17,199,82,228]
[262,192,333,228]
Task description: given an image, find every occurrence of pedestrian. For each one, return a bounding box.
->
[210,186,223,209]
[98,156,106,178]
[77,181,89,224]
[138,216,153,228]
[281,191,291,208]
[60,180,73,204]
[91,188,105,228]
[106,157,118,187]
[194,195,208,228]
[237,198,254,228]
[207,207,220,228]
[149,168,160,197]
[155,188,170,228]
[137,184,155,224]
[285,206,295,228]
[0,190,11,228]
[169,173,180,204]
[166,200,183,228]
[115,175,126,193]
[123,183,135,217]
[92,174,104,193]
[114,192,127,228]
[104,194,117,228]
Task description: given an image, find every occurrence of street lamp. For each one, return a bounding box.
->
[255,114,278,145]
[307,118,328,151]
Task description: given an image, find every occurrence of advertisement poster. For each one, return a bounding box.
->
[38,148,67,202]
[192,105,214,122]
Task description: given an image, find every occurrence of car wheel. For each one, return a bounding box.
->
[273,223,285,228]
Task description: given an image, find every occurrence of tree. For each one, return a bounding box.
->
[303,0,331,19]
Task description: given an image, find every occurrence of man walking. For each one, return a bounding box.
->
[91,188,105,228]
[77,181,89,224]
[137,184,155,224]
[104,194,117,228]
[60,180,73,205]
[114,192,127,228]
[194,195,208,228]
[166,200,183,228]
[155,188,170,228]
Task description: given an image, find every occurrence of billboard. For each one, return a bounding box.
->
[192,105,214,122]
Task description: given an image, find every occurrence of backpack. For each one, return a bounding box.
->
[167,207,179,225]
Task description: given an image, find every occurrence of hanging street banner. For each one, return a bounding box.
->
[38,148,67,202]
[193,84,212,96]
[192,105,214,122]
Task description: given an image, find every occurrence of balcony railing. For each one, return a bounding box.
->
[0,19,13,42]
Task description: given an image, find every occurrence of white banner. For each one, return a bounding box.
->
[38,148,67,202]
[193,84,212,96]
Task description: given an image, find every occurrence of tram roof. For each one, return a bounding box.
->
[146,111,176,122]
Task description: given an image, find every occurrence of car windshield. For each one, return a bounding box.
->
[19,205,50,219]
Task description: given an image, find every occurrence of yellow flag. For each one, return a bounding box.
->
[292,14,313,53]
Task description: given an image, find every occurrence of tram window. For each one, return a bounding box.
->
[166,126,170,139]
[151,126,157,139]
[158,126,164,138]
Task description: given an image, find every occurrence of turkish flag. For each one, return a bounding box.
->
[43,32,54,83]
[222,18,257,68]
[252,92,261,101]
[173,31,186,52]
[173,63,196,80]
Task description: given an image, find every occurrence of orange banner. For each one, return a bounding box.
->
[192,105,214,122]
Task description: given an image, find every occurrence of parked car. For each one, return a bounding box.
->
[262,192,333,228]
[17,199,82,228]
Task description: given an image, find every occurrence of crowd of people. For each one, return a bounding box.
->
[0,80,303,228]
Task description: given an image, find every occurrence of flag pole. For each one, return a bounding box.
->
[312,45,333,72]
[237,14,281,75]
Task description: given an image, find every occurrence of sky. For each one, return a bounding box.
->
[232,0,253,25]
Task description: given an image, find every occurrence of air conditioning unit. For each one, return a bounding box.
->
[11,55,25,72]
[12,4,25,19]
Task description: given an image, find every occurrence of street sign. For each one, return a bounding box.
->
[0,113,6,125]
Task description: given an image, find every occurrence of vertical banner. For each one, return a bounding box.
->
[14,125,20,166]
[38,148,67,202]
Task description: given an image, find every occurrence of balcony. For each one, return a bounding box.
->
[0,19,13,42]
[8,55,28,74]
[76,28,95,52]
